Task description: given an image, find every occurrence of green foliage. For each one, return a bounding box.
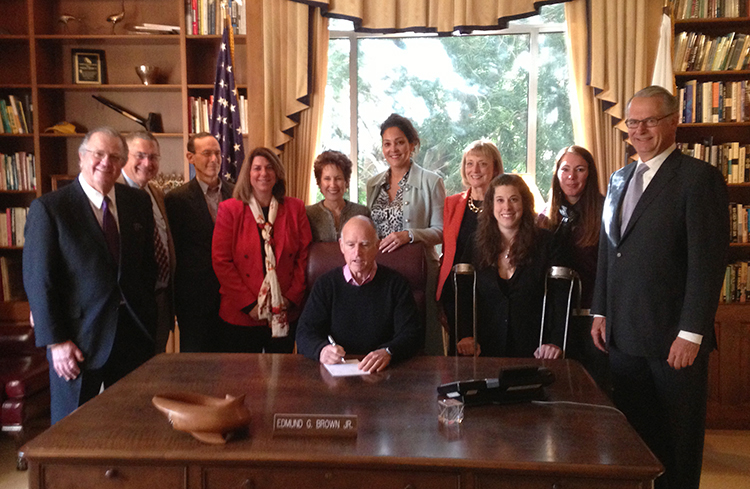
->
[320,4,573,205]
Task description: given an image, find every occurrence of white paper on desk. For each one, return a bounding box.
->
[324,359,370,377]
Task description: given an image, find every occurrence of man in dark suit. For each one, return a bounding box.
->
[23,127,157,424]
[591,86,729,489]
[164,133,234,352]
[120,131,176,353]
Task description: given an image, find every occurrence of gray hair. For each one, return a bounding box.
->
[78,127,127,157]
[627,85,679,116]
[125,131,160,151]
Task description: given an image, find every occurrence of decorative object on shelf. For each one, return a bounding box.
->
[91,95,163,133]
[106,0,125,34]
[152,392,251,444]
[135,65,159,85]
[128,23,180,35]
[153,173,185,193]
[50,174,77,191]
[43,122,78,134]
[72,49,107,85]
[58,14,82,33]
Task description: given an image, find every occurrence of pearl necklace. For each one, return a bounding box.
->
[467,196,482,213]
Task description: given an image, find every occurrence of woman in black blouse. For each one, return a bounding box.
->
[458,174,564,358]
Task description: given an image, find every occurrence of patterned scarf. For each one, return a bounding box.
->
[248,195,288,337]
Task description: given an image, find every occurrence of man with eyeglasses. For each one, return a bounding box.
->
[164,132,234,352]
[591,86,729,489]
[120,131,175,353]
[23,127,158,424]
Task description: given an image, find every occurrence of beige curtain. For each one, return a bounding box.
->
[564,0,663,191]
[282,12,330,202]
[263,0,312,151]
[293,0,569,33]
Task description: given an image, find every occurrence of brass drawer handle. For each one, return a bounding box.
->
[241,479,255,489]
[104,468,118,479]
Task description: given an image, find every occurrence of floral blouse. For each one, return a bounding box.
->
[370,169,410,239]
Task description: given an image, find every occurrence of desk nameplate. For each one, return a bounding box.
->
[273,413,357,437]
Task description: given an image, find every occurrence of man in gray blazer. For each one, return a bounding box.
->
[120,131,176,353]
[591,86,729,489]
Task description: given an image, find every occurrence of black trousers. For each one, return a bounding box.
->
[215,320,296,353]
[50,306,154,424]
[609,346,709,489]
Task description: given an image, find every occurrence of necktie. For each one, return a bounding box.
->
[102,196,120,263]
[153,224,170,285]
[620,164,649,233]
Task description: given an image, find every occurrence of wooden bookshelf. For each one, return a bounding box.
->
[674,12,750,429]
[0,0,250,310]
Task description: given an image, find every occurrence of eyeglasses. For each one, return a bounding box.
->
[130,152,161,163]
[624,112,676,129]
[84,149,124,165]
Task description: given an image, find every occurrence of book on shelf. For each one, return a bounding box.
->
[0,207,27,247]
[674,31,750,73]
[0,255,26,302]
[730,202,749,244]
[722,260,749,304]
[0,153,36,191]
[0,95,33,135]
[678,140,750,183]
[186,0,244,35]
[675,0,748,19]
[678,80,750,122]
[188,95,247,134]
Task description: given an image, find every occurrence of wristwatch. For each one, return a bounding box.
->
[407,230,414,243]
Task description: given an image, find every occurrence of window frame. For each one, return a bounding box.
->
[327,19,568,203]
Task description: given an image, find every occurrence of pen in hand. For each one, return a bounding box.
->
[328,335,346,364]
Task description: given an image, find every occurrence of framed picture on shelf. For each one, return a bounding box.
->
[72,49,107,84]
[51,174,76,191]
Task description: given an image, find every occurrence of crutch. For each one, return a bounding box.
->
[453,263,477,357]
[538,266,581,358]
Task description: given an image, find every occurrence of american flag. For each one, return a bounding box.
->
[211,26,245,182]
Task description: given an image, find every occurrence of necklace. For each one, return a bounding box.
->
[468,196,482,213]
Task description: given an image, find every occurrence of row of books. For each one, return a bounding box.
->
[675,0,750,19]
[731,202,749,243]
[0,207,27,247]
[678,141,750,183]
[0,95,32,134]
[673,31,750,72]
[1,152,36,191]
[721,260,750,303]
[187,95,249,135]
[185,0,246,35]
[0,255,25,302]
[678,80,750,123]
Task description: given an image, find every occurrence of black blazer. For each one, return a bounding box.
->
[459,229,566,357]
[23,180,157,369]
[591,149,729,358]
[164,178,234,349]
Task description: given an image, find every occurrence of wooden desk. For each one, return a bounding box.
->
[23,354,662,489]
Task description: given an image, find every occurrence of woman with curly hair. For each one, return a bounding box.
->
[457,174,565,358]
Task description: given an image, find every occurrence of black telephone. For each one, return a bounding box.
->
[437,365,555,406]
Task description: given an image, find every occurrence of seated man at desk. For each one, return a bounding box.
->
[297,216,423,372]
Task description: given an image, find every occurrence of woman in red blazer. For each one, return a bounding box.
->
[212,147,312,353]
[437,140,503,354]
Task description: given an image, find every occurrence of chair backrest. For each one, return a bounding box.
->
[305,242,427,322]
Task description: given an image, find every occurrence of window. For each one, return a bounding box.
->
[319,4,573,206]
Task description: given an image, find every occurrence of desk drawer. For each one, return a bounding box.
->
[43,464,185,489]
[204,467,458,489]
[476,474,647,489]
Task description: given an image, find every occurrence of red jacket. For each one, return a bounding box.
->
[212,197,311,327]
[436,190,470,301]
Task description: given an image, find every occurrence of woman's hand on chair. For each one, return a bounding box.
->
[534,344,562,359]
